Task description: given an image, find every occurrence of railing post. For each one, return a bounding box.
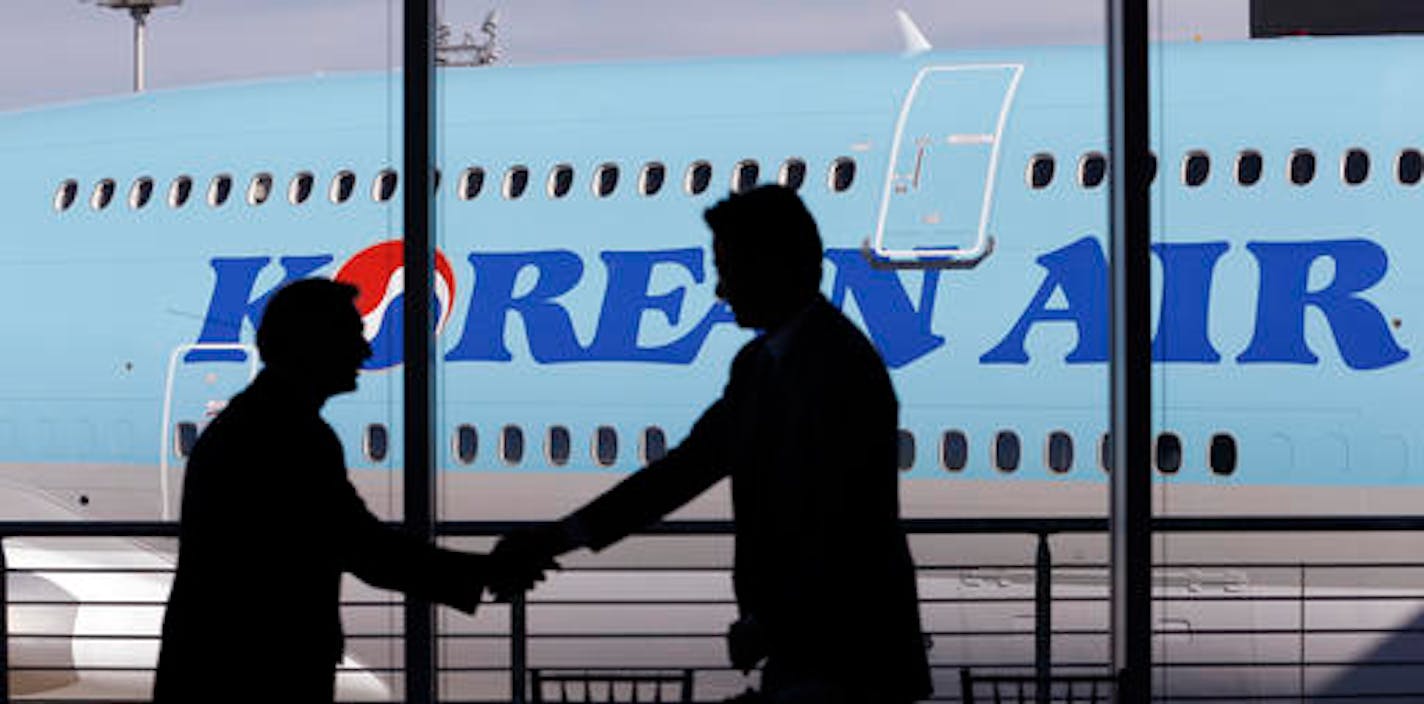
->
[1035,532,1051,704]
[511,592,527,704]
[0,537,8,704]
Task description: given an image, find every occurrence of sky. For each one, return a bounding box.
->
[0,0,1250,111]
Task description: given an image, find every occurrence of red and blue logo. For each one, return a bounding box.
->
[333,240,456,370]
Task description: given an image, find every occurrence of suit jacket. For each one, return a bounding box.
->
[153,370,485,703]
[568,295,932,700]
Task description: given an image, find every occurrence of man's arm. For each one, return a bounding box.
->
[492,396,732,588]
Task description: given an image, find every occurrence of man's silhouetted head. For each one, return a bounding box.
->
[257,279,372,397]
[704,185,823,330]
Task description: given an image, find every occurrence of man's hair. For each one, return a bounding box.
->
[256,278,360,365]
[703,185,823,292]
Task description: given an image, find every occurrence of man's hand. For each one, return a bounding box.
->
[726,615,768,674]
[487,523,573,602]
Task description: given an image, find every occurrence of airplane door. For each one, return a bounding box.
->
[158,344,257,520]
[869,64,1023,267]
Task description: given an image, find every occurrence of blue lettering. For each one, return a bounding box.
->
[1237,239,1408,370]
[188,255,333,362]
[586,248,732,362]
[982,236,1107,364]
[1152,241,1227,363]
[825,249,943,368]
[445,251,586,363]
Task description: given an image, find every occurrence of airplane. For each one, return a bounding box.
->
[2,13,1424,701]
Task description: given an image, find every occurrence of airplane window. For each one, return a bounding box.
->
[685,161,712,195]
[454,424,478,465]
[373,169,398,202]
[504,165,529,199]
[1397,149,1423,185]
[1289,149,1316,185]
[830,157,856,192]
[459,167,485,200]
[1343,148,1370,185]
[1146,151,1158,184]
[733,159,760,193]
[1183,151,1210,187]
[500,425,525,465]
[940,430,968,471]
[1099,432,1113,473]
[1047,431,1073,473]
[1079,152,1106,188]
[897,430,915,471]
[330,170,356,203]
[248,172,273,206]
[1155,432,1182,474]
[130,177,154,209]
[289,172,314,205]
[1235,151,1263,186]
[547,425,571,466]
[594,163,619,198]
[1028,153,1055,189]
[641,426,667,463]
[364,423,389,463]
[174,422,199,459]
[780,158,807,190]
[593,426,618,467]
[993,431,1020,472]
[208,174,233,207]
[433,168,442,192]
[92,178,116,210]
[170,175,193,208]
[55,179,78,212]
[639,162,666,196]
[1209,433,1237,476]
[548,164,574,198]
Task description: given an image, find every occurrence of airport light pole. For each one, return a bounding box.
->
[92,0,181,92]
[1107,0,1152,701]
[403,0,439,702]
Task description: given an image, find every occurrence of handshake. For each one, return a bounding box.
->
[484,522,577,602]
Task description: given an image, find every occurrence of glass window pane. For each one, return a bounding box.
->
[1290,149,1316,185]
[941,430,968,472]
[547,426,572,466]
[504,165,529,199]
[1344,148,1369,185]
[1028,153,1055,189]
[896,429,915,471]
[593,426,618,467]
[290,172,314,204]
[1047,431,1073,473]
[594,162,619,197]
[170,175,193,208]
[454,424,478,465]
[548,164,574,198]
[1079,152,1106,188]
[685,161,712,195]
[829,157,856,192]
[994,431,1020,472]
[640,162,666,196]
[460,167,485,200]
[780,158,806,190]
[501,425,524,465]
[130,177,154,209]
[1398,149,1423,185]
[641,426,667,463]
[1236,150,1263,186]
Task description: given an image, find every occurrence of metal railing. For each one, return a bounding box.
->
[2,517,1424,702]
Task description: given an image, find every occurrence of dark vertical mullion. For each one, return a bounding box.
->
[403,0,438,703]
[1107,0,1152,702]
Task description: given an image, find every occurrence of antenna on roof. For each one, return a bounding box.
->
[85,0,182,92]
[896,9,933,56]
[437,9,500,67]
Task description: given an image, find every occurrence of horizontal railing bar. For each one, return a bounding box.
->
[5,515,1424,539]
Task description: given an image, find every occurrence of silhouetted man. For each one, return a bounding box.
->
[154,279,539,703]
[495,186,932,703]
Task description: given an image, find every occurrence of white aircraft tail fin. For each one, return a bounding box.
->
[897,9,933,56]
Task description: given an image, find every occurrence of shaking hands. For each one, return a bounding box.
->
[486,522,577,602]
